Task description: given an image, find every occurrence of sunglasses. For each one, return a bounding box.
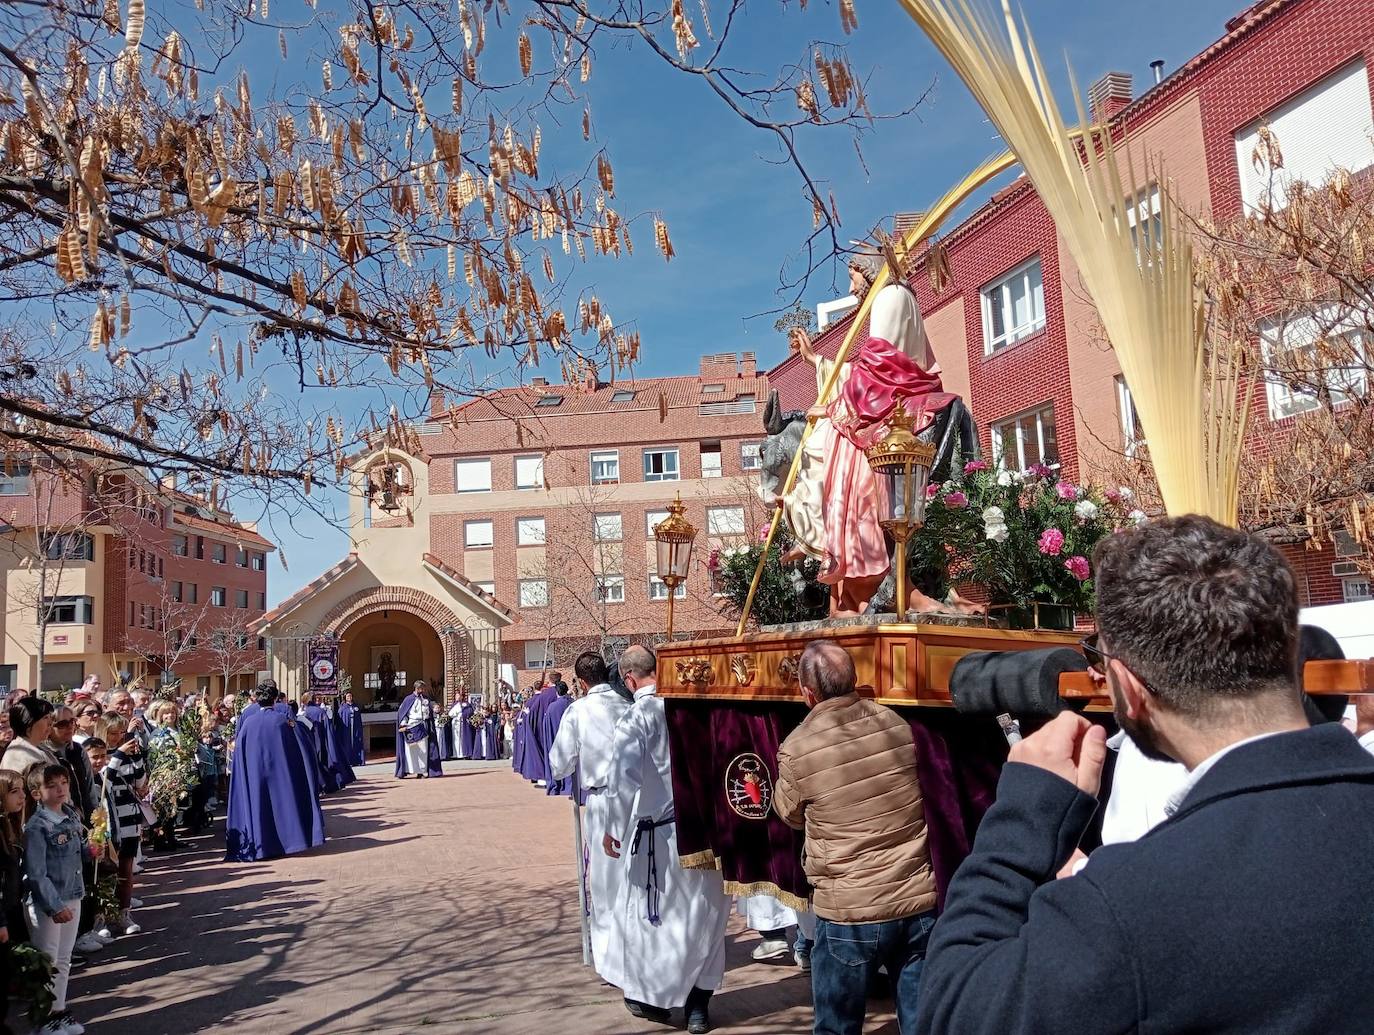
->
[1079,633,1158,695]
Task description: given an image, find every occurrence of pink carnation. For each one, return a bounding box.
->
[1104,489,1123,505]
[1027,463,1053,479]
[926,482,941,499]
[963,459,989,474]
[944,490,968,509]
[707,547,721,571]
[756,523,771,543]
[1054,481,1079,501]
[1064,555,1090,581]
[1037,528,1065,556]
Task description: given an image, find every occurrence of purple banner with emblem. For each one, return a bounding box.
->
[308,639,339,696]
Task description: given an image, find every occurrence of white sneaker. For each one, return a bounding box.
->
[131,860,143,873]
[38,1020,67,1035]
[751,938,790,961]
[117,912,142,935]
[794,948,812,972]
[74,933,106,954]
[129,896,145,908]
[93,923,115,942]
[58,1012,87,1034]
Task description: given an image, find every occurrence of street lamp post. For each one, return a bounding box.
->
[865,400,936,623]
[653,495,697,638]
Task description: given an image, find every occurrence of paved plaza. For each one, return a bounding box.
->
[67,761,900,1034]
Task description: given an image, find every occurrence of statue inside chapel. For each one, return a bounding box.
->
[377,651,397,701]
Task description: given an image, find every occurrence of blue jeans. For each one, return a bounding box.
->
[812,912,936,1035]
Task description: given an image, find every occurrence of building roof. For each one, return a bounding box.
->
[255,554,362,629]
[442,374,769,424]
[169,510,275,550]
[421,553,516,620]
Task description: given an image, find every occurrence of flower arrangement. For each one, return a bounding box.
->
[908,460,1142,623]
[711,527,829,629]
[468,708,489,729]
[145,710,203,817]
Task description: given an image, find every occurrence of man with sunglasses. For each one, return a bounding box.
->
[916,515,1374,1035]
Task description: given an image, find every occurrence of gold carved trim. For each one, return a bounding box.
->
[777,652,803,687]
[678,848,722,870]
[730,654,758,687]
[722,879,812,913]
[676,657,714,688]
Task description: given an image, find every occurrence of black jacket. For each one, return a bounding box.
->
[917,724,1374,1034]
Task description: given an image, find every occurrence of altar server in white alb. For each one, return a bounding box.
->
[605,645,729,1035]
[550,650,634,987]
[394,681,442,779]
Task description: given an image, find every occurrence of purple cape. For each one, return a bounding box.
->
[459,702,476,757]
[435,713,454,760]
[225,708,326,861]
[304,705,356,790]
[516,686,558,781]
[394,693,443,777]
[477,711,503,760]
[542,693,576,796]
[338,703,366,766]
[510,704,528,772]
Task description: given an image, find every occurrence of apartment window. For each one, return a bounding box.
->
[700,443,722,479]
[138,550,146,573]
[187,583,198,605]
[707,505,747,535]
[991,403,1059,471]
[648,575,686,601]
[1125,185,1162,265]
[645,509,669,538]
[1261,311,1368,420]
[590,450,620,484]
[0,461,31,495]
[643,448,680,482]
[534,395,563,408]
[157,556,163,578]
[211,542,227,564]
[257,592,267,609]
[474,581,496,596]
[42,532,94,561]
[593,513,622,542]
[516,516,546,546]
[235,546,249,568]
[524,641,552,668]
[139,604,148,628]
[611,390,636,403]
[257,636,267,651]
[1235,61,1374,212]
[1116,377,1144,456]
[251,551,265,571]
[195,536,205,559]
[702,383,725,394]
[211,586,227,607]
[698,396,757,416]
[514,454,545,490]
[455,458,493,493]
[235,589,249,609]
[465,520,495,549]
[518,579,549,608]
[981,256,1046,353]
[741,442,762,471]
[39,596,94,625]
[171,534,189,557]
[595,574,626,604]
[1335,531,1366,558]
[1343,577,1372,603]
[128,547,135,568]
[171,581,184,603]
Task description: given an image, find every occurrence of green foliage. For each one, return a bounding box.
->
[5,942,56,1024]
[712,528,829,628]
[909,461,1143,616]
[146,710,203,816]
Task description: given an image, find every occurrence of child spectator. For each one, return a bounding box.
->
[1,768,27,1035]
[94,714,145,937]
[22,763,87,1035]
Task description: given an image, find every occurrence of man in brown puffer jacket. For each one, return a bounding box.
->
[774,640,936,1035]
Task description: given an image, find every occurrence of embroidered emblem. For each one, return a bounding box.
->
[725,753,773,821]
[56,833,69,845]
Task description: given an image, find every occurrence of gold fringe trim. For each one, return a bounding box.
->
[723,879,812,914]
[678,849,721,870]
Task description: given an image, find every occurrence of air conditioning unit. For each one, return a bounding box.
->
[1331,560,1362,577]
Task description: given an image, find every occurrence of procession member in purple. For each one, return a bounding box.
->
[225,683,326,862]
[300,692,342,793]
[395,680,442,779]
[511,692,531,774]
[517,673,560,785]
[338,692,366,766]
[280,691,325,794]
[434,697,455,761]
[456,697,476,759]
[304,694,355,790]
[542,680,576,796]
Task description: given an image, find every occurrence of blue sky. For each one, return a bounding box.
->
[264,0,1247,604]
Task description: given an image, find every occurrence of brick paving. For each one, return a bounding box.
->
[65,760,902,1035]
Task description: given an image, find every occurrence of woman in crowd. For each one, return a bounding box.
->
[95,712,145,937]
[1,699,60,804]
[72,702,101,746]
[0,768,27,1035]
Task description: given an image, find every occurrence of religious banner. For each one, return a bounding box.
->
[309,638,340,697]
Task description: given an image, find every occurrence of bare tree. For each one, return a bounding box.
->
[129,584,215,693]
[203,613,264,700]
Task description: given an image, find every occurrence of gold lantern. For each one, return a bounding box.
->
[865,400,936,622]
[653,495,697,637]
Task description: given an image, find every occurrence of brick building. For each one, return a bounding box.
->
[0,460,274,695]
[771,0,1374,607]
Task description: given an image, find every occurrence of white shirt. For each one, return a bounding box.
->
[1163,730,1289,817]
[549,683,632,791]
[606,683,672,838]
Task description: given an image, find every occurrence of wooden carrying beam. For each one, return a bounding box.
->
[1059,659,1374,702]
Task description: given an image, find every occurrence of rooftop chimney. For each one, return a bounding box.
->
[530,376,548,387]
[739,352,757,378]
[1150,59,1165,85]
[1088,71,1133,122]
[428,389,446,417]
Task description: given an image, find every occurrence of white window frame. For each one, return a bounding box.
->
[590,450,620,484]
[740,442,762,471]
[474,581,496,596]
[991,403,1059,472]
[1342,577,1372,603]
[516,516,546,546]
[211,586,227,607]
[642,448,680,482]
[595,574,626,604]
[1116,376,1143,457]
[1261,309,1369,421]
[464,519,495,549]
[524,641,552,667]
[700,446,723,479]
[0,461,31,496]
[518,579,549,608]
[645,509,670,538]
[455,458,493,493]
[514,454,545,491]
[981,256,1046,354]
[648,575,686,601]
[593,513,623,542]
[707,505,747,536]
[1125,186,1162,266]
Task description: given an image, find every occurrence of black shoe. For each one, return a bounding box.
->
[624,999,644,1018]
[625,999,671,1024]
[687,1010,711,1034]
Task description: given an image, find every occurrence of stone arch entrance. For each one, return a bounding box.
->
[321,587,470,706]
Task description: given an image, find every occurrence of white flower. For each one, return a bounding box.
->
[996,470,1014,487]
[1128,509,1148,526]
[1119,486,1135,501]
[985,523,1009,543]
[982,505,1005,525]
[1073,500,1098,521]
[788,569,805,591]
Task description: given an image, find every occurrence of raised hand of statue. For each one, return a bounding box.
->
[789,326,820,368]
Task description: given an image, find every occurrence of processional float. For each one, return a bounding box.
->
[653,0,1374,909]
